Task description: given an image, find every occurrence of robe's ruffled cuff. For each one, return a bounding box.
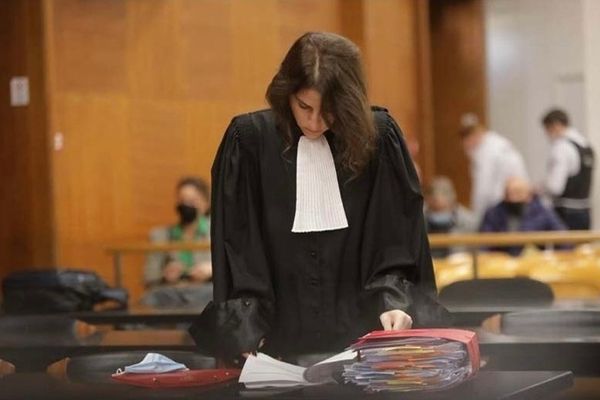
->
[189,297,274,359]
[361,274,452,328]
[362,274,413,316]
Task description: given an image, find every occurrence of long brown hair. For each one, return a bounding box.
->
[266,32,377,176]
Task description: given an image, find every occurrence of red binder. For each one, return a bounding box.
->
[111,368,241,388]
[351,329,480,375]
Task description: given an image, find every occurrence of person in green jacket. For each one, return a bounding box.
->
[141,177,212,308]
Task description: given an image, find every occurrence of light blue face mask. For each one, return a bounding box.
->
[120,353,188,374]
[428,211,454,225]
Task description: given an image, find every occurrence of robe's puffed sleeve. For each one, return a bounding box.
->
[360,110,450,328]
[189,115,275,359]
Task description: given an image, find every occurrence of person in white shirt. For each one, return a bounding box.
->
[460,124,529,221]
[542,109,595,230]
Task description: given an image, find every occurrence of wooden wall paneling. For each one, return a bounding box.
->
[414,0,435,184]
[0,0,53,284]
[179,0,234,102]
[47,0,132,288]
[230,0,280,110]
[26,0,53,269]
[127,99,188,230]
[430,0,487,205]
[339,0,365,51]
[51,94,131,282]
[362,0,435,185]
[127,1,184,100]
[17,0,54,266]
[185,101,233,185]
[363,0,420,141]
[278,0,341,50]
[52,0,128,95]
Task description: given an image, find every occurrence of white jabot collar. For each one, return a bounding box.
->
[291,135,349,233]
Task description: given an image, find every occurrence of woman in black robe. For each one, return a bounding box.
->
[190,32,448,362]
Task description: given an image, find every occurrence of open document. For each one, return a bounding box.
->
[239,350,357,388]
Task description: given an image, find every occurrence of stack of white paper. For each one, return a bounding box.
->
[239,350,356,389]
[239,353,312,389]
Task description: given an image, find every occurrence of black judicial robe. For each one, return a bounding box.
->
[189,107,448,359]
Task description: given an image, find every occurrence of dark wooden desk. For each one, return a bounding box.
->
[3,306,495,329]
[0,328,196,372]
[67,299,600,328]
[70,306,204,327]
[450,299,600,326]
[481,335,600,376]
[0,371,573,400]
[479,310,600,376]
[6,308,600,378]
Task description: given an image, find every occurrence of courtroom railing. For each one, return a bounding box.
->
[428,231,600,278]
[107,231,600,286]
[106,241,210,287]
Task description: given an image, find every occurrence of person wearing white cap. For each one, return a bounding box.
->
[190,32,447,364]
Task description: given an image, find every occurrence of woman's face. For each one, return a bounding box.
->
[178,185,209,215]
[289,88,329,139]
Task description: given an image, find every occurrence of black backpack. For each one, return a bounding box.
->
[2,269,128,314]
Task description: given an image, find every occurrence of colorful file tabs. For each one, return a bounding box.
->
[344,329,479,392]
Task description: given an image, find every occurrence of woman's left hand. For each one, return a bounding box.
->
[379,310,413,331]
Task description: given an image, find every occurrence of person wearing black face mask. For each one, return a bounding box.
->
[141,177,213,308]
[502,200,526,217]
[177,203,199,226]
[480,177,567,256]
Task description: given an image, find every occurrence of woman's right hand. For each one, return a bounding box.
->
[379,309,413,331]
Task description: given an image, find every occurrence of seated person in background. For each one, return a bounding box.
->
[424,176,478,258]
[141,177,213,308]
[480,176,567,256]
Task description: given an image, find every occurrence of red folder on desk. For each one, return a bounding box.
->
[345,329,479,392]
[111,368,241,388]
[352,329,480,373]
